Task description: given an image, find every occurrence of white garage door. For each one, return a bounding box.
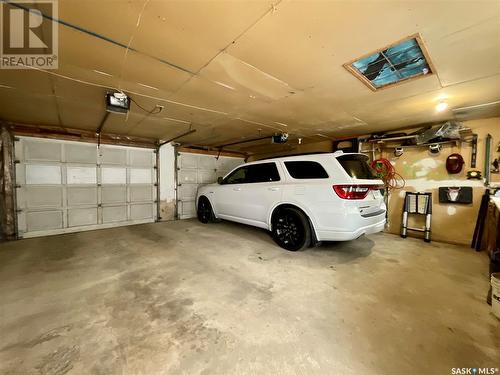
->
[177,152,243,219]
[15,137,157,238]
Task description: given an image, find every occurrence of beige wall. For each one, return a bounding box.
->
[247,118,500,246]
[383,117,500,245]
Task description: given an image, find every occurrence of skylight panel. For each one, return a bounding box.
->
[344,34,435,90]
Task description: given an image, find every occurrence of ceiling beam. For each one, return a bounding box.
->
[3,121,157,149]
[158,128,197,146]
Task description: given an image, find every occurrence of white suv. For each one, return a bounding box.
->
[196,152,386,251]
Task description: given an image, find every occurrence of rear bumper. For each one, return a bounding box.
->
[316,218,386,241]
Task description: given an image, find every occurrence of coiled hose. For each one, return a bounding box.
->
[371,158,405,190]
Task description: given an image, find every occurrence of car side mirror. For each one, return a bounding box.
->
[217,176,223,184]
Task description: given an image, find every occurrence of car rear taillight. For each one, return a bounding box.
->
[333,185,384,200]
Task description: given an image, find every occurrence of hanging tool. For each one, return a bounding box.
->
[470,134,478,168]
[485,134,492,186]
[471,190,490,251]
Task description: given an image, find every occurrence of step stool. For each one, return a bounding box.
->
[401,192,432,242]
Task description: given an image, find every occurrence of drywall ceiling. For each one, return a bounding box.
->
[0,0,499,153]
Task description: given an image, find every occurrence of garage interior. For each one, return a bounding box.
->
[0,1,499,374]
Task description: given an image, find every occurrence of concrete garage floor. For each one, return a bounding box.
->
[0,220,498,375]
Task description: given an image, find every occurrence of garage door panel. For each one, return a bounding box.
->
[198,155,216,169]
[130,185,153,202]
[177,152,244,219]
[14,140,23,160]
[67,187,97,206]
[102,206,127,223]
[131,204,154,220]
[16,188,25,209]
[24,141,62,162]
[26,211,63,231]
[130,149,153,167]
[178,184,197,200]
[26,186,63,208]
[179,200,196,219]
[100,147,127,165]
[130,168,152,184]
[16,137,157,237]
[15,163,25,184]
[179,153,198,169]
[66,144,97,163]
[102,186,127,204]
[26,165,61,185]
[198,170,215,184]
[216,157,241,171]
[178,169,197,184]
[68,207,98,227]
[102,167,126,184]
[67,166,97,184]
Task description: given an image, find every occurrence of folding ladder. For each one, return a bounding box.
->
[401,192,432,242]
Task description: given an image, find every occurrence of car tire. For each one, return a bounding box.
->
[197,196,215,224]
[272,207,312,251]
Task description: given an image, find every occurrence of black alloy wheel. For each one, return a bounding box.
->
[272,207,311,251]
[197,197,214,224]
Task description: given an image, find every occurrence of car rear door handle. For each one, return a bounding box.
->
[268,187,280,191]
[233,187,242,191]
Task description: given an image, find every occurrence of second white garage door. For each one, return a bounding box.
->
[177,152,243,219]
[15,137,157,238]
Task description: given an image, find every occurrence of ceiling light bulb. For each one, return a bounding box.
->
[436,101,448,112]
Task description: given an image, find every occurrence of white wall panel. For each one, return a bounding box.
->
[159,143,175,203]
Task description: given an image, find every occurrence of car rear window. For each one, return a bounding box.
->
[336,154,377,179]
[284,161,329,179]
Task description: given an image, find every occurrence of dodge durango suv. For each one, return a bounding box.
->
[196,152,386,251]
